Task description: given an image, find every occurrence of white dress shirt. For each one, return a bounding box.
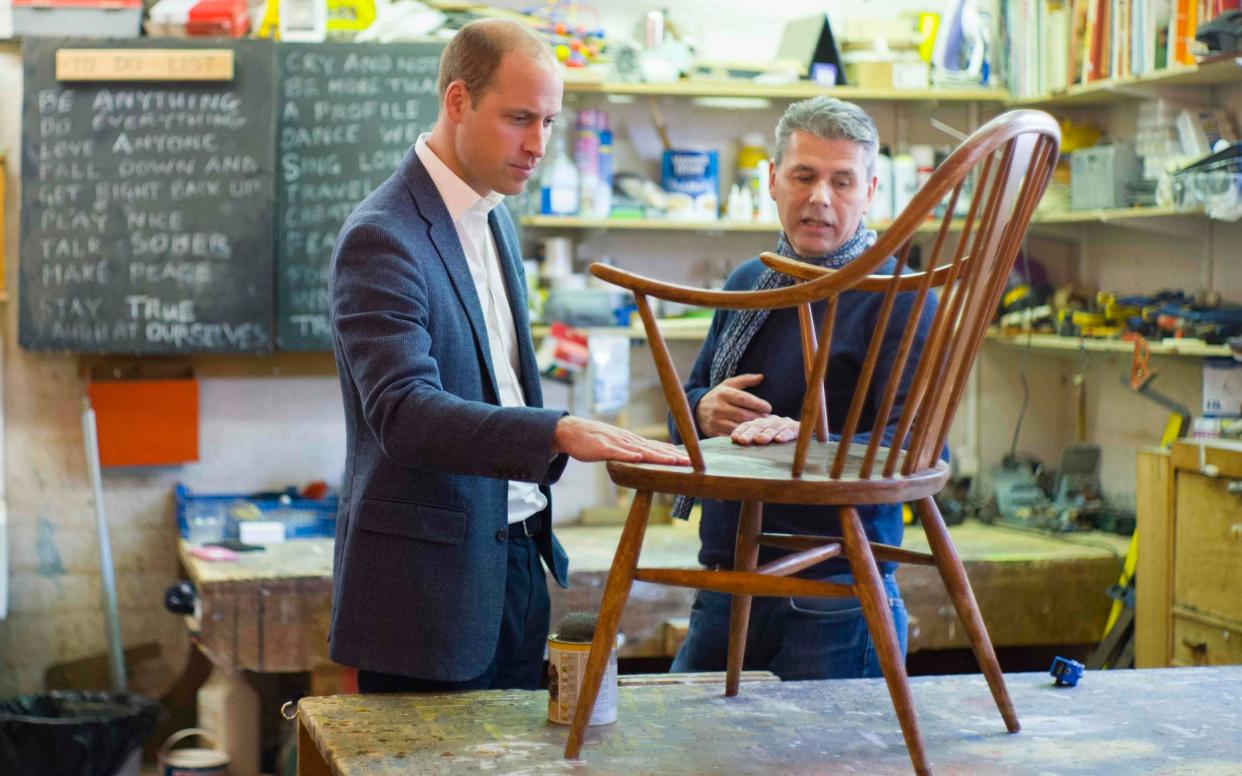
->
[415,134,548,523]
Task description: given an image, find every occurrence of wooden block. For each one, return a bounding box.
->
[619,670,777,687]
[661,617,689,657]
[56,48,234,81]
[1136,447,1173,668]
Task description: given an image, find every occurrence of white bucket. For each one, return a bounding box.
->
[158,728,230,776]
[547,635,618,726]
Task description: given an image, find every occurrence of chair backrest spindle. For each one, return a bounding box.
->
[591,111,1060,485]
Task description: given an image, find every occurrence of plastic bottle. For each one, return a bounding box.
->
[594,126,614,218]
[197,667,259,776]
[911,144,935,192]
[871,145,894,223]
[892,152,919,217]
[541,129,579,216]
[574,109,602,217]
[756,159,777,222]
[736,132,768,219]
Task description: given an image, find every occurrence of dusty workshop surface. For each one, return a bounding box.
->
[178,523,1129,671]
[556,521,1130,655]
[297,665,1242,775]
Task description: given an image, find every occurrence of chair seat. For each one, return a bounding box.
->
[606,435,950,506]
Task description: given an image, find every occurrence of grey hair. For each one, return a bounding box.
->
[773,96,879,176]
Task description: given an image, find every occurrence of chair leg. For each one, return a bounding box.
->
[726,501,763,697]
[917,496,1020,734]
[839,506,930,776]
[564,490,653,759]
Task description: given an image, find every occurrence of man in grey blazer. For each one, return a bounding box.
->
[329,19,687,693]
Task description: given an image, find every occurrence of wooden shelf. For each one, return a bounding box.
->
[531,324,1231,357]
[521,216,779,232]
[1031,205,1190,224]
[522,208,1202,234]
[520,215,962,234]
[1010,57,1242,109]
[563,79,1008,103]
[986,330,1231,358]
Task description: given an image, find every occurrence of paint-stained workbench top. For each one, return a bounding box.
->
[178,521,1130,671]
[296,665,1242,775]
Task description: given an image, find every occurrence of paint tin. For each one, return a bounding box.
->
[547,635,619,726]
[158,728,229,776]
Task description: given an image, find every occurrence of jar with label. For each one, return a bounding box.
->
[736,133,768,219]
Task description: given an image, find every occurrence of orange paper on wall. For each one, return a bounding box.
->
[87,377,199,467]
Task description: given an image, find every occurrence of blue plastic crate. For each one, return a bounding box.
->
[175,484,338,542]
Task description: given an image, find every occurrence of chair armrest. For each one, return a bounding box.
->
[760,253,968,291]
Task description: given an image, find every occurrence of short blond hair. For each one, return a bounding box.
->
[438,18,554,101]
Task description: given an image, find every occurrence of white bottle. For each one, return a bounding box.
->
[870,146,894,223]
[892,152,919,217]
[756,159,777,222]
[541,134,580,216]
[198,667,260,776]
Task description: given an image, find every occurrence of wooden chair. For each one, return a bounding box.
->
[565,110,1060,775]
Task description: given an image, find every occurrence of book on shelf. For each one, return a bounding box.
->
[1005,0,1228,97]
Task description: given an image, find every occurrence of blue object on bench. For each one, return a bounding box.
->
[1050,656,1085,687]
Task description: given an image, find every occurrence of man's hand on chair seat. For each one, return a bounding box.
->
[731,415,800,446]
[553,416,691,465]
[696,373,773,437]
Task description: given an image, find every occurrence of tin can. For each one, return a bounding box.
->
[547,635,618,726]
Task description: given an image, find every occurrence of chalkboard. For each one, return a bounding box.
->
[19,38,275,353]
[275,41,445,350]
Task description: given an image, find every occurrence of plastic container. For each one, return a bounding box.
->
[157,729,228,776]
[197,671,257,776]
[871,146,894,223]
[736,132,768,218]
[175,484,338,542]
[12,0,143,37]
[541,132,579,216]
[893,152,918,216]
[661,149,720,220]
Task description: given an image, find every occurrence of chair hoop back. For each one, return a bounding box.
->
[590,110,1061,477]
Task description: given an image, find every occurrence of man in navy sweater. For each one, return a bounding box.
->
[669,97,936,681]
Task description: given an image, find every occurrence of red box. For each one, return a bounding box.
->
[88,373,199,467]
[185,0,249,36]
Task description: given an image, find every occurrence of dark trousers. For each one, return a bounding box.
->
[357,523,551,693]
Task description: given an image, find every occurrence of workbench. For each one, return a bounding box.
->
[178,520,1130,673]
[294,665,1242,775]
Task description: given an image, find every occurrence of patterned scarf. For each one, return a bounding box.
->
[672,221,877,520]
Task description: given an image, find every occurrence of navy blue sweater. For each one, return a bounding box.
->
[671,255,938,577]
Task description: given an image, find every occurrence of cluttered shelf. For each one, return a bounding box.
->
[1032,204,1200,224]
[562,77,1009,103]
[986,329,1234,358]
[530,323,1234,358]
[1009,57,1242,110]
[521,207,1200,234]
[520,215,963,233]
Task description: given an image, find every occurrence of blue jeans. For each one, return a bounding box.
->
[670,572,908,681]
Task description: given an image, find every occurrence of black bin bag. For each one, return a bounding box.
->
[0,692,162,776]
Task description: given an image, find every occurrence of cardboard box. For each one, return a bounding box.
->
[1204,358,1242,418]
[845,60,893,89]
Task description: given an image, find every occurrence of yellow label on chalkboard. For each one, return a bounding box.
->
[56,49,235,82]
